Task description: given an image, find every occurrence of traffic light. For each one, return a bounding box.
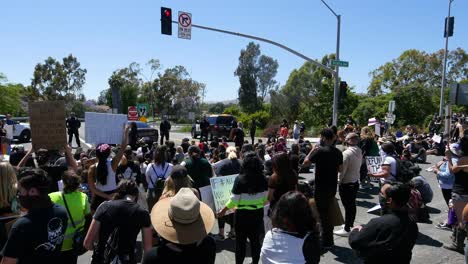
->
[161,7,172,35]
[444,16,454,38]
[338,81,348,110]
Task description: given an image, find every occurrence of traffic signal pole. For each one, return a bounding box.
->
[171,21,335,75]
[320,0,341,126]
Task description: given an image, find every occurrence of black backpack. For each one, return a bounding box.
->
[103,205,139,264]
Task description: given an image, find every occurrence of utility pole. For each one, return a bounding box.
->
[320,0,341,126]
[439,0,454,118]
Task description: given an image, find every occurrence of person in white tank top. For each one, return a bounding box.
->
[88,125,129,211]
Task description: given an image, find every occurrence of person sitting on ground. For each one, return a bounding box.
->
[160,165,199,200]
[142,188,216,264]
[184,146,213,189]
[174,146,185,165]
[349,182,418,264]
[408,136,427,163]
[84,180,153,264]
[261,191,321,264]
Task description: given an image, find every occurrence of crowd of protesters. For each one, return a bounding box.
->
[1,113,468,264]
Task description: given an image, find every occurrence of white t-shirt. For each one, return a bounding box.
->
[145,162,173,189]
[381,155,397,183]
[95,158,118,192]
[261,228,308,264]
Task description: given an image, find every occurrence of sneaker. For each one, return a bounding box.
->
[213,234,225,241]
[227,230,236,239]
[435,222,452,231]
[333,228,350,237]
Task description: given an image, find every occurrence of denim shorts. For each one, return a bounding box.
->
[451,193,468,203]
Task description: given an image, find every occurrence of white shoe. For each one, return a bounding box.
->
[334,228,350,237]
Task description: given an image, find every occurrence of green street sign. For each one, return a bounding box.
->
[331,60,349,67]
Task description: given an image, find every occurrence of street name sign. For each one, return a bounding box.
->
[331,60,349,67]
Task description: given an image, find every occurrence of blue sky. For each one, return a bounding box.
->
[1,0,467,102]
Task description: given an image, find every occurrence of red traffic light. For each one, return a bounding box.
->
[164,9,171,17]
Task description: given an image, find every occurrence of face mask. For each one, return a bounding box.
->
[18,194,41,210]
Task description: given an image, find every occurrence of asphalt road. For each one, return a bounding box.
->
[12,124,466,263]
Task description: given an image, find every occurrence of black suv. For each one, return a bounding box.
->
[192,114,236,140]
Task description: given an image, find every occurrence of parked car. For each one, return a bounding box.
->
[0,115,31,143]
[191,114,236,140]
[127,121,158,145]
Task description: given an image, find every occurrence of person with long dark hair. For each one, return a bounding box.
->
[218,151,268,264]
[261,191,321,264]
[84,180,152,264]
[145,145,173,210]
[88,125,129,212]
[267,152,298,214]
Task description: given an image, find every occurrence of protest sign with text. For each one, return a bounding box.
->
[366,156,383,182]
[210,175,237,215]
[29,101,67,150]
[85,112,127,144]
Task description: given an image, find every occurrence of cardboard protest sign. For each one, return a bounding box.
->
[366,156,383,182]
[85,112,127,144]
[210,175,237,215]
[29,101,67,150]
[199,185,216,213]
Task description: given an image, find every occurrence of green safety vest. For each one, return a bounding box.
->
[49,191,90,251]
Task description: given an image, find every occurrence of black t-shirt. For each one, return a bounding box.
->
[142,236,216,264]
[94,200,151,262]
[1,204,68,264]
[307,146,343,194]
[181,142,191,153]
[116,160,142,184]
[41,165,68,193]
[215,158,242,176]
[453,170,468,195]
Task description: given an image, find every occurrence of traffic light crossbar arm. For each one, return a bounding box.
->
[172,21,336,75]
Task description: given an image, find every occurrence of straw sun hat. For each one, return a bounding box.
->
[151,188,215,245]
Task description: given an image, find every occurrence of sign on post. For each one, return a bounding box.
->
[29,101,67,150]
[385,113,395,125]
[331,60,349,67]
[137,103,149,123]
[127,106,138,121]
[178,11,192,40]
[388,100,396,112]
[210,175,237,215]
[85,112,127,144]
[366,156,383,182]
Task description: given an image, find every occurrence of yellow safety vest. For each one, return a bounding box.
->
[49,191,90,251]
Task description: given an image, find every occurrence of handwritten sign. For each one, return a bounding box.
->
[5,125,13,140]
[199,185,216,213]
[366,156,383,182]
[210,175,237,215]
[29,101,67,150]
[85,112,127,144]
